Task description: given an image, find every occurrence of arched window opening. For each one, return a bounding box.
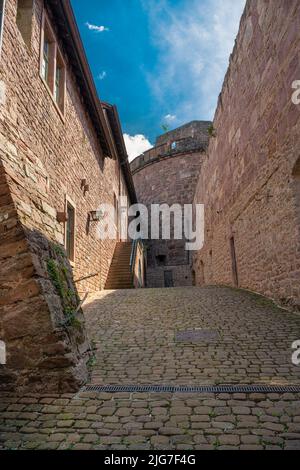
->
[292,157,300,179]
[192,269,196,286]
[199,260,205,286]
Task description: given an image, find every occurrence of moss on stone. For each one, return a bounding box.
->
[46,244,82,330]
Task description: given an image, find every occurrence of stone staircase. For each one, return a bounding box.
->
[105,242,134,289]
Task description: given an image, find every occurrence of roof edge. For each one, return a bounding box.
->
[48,0,112,157]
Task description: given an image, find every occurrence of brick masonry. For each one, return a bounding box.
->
[131,122,210,288]
[0,0,134,391]
[193,0,300,309]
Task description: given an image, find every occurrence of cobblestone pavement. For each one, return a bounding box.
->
[1,286,300,450]
[1,391,300,450]
[85,287,300,386]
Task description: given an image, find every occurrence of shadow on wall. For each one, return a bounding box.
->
[0,222,91,393]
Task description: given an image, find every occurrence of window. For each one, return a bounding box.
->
[113,193,119,228]
[54,65,61,103]
[199,260,205,285]
[230,236,239,287]
[192,270,196,286]
[65,198,76,263]
[41,38,50,82]
[0,0,5,54]
[292,157,300,229]
[16,0,33,48]
[171,142,177,150]
[40,12,66,115]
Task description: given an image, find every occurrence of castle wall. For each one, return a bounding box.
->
[193,0,300,308]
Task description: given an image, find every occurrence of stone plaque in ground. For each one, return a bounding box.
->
[175,329,220,343]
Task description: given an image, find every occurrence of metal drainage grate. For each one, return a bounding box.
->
[176,329,220,343]
[83,384,300,394]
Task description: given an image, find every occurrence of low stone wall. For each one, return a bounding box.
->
[146,265,193,289]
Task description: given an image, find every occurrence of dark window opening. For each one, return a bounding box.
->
[230,236,239,287]
[199,260,205,285]
[136,210,141,234]
[66,202,75,262]
[292,157,300,234]
[156,254,166,266]
[192,270,196,286]
[16,0,33,48]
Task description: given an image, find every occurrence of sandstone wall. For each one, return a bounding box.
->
[0,0,129,391]
[0,158,89,392]
[0,0,128,294]
[193,0,300,308]
[156,120,211,147]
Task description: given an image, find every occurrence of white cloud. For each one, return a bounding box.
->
[97,71,107,80]
[143,0,246,122]
[164,114,177,122]
[85,22,109,33]
[124,134,153,162]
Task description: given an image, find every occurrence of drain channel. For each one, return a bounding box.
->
[83,384,300,394]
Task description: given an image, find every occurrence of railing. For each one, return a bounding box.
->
[130,238,145,288]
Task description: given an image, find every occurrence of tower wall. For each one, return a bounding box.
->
[131,122,210,288]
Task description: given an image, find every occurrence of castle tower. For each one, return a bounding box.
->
[130,121,211,288]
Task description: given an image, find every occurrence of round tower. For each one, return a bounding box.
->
[130,121,211,288]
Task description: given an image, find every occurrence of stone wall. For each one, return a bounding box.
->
[0,159,89,392]
[193,0,300,309]
[156,120,211,147]
[131,122,209,288]
[0,0,130,295]
[0,0,131,391]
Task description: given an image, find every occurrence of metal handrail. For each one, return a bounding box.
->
[129,238,143,270]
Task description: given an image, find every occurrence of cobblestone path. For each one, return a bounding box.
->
[85,287,300,386]
[1,286,300,450]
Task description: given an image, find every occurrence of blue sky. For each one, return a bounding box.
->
[71,0,246,160]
